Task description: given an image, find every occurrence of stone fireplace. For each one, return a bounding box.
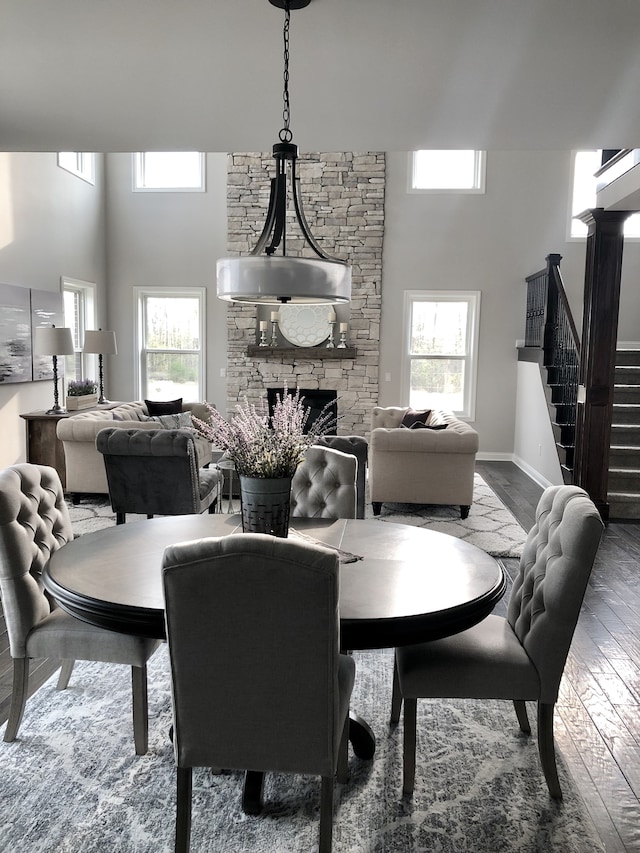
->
[267,388,338,435]
[224,152,385,437]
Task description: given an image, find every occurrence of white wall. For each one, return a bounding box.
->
[0,153,107,467]
[514,361,563,487]
[104,153,229,405]
[380,150,640,466]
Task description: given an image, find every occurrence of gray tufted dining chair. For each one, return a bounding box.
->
[291,446,357,520]
[0,463,161,754]
[390,485,604,798]
[162,533,355,853]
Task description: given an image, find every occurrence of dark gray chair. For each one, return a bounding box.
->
[291,445,358,520]
[391,484,604,798]
[0,463,161,754]
[162,533,355,853]
[314,435,368,518]
[96,427,223,524]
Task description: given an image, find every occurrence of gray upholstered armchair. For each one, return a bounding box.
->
[0,464,161,754]
[291,445,358,519]
[391,485,604,798]
[162,533,355,853]
[96,427,223,524]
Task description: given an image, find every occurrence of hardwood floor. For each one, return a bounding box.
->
[1,461,639,851]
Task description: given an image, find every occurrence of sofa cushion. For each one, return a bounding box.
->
[401,408,431,428]
[145,412,195,430]
[145,397,183,415]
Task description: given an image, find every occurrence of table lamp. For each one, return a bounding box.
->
[33,325,75,414]
[83,329,118,404]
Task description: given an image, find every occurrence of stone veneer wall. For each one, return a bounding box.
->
[225,152,385,436]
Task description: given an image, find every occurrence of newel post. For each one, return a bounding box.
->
[573,208,631,519]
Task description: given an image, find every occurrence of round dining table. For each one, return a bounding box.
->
[43,514,505,811]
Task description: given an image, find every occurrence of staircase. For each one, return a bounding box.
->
[608,350,640,520]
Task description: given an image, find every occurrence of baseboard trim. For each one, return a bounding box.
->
[511,455,556,489]
[476,452,513,462]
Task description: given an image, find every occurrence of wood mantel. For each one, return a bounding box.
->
[246,346,357,359]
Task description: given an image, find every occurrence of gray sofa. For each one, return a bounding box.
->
[56,400,213,498]
[368,407,479,518]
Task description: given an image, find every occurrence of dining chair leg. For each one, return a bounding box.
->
[175,766,193,853]
[318,775,335,853]
[4,658,29,742]
[131,664,149,756]
[513,699,531,734]
[116,512,126,525]
[537,701,562,799]
[56,659,75,690]
[337,715,349,784]
[390,656,402,724]
[402,697,417,796]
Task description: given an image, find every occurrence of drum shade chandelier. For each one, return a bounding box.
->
[216,0,351,305]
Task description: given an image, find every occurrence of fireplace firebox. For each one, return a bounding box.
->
[267,388,337,436]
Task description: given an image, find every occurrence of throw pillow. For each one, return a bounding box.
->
[400,422,448,430]
[145,398,183,415]
[401,408,431,429]
[145,412,194,430]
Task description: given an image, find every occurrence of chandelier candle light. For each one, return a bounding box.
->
[83,329,118,404]
[216,0,351,305]
[32,325,75,414]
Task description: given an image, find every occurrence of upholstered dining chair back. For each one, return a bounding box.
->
[96,427,222,524]
[507,484,604,704]
[0,463,160,753]
[162,533,355,852]
[313,436,368,518]
[291,445,357,519]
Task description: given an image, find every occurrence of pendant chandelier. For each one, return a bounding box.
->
[216,0,351,305]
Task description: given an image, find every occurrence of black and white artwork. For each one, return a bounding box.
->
[31,288,65,381]
[0,282,32,384]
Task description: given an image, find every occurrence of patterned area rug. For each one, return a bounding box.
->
[0,647,603,852]
[67,474,526,558]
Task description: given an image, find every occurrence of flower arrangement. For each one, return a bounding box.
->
[67,378,98,397]
[193,387,336,479]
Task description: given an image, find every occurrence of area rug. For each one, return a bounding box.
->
[0,647,603,852]
[67,474,526,558]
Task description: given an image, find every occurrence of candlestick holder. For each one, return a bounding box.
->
[259,328,268,347]
[337,329,348,348]
[326,322,335,348]
[270,321,278,347]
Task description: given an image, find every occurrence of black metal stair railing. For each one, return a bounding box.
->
[525,254,580,478]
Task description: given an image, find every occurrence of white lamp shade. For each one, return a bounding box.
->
[33,326,74,356]
[217,256,351,305]
[83,329,118,355]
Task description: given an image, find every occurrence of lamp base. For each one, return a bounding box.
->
[45,404,67,415]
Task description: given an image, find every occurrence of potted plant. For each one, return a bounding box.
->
[193,387,336,537]
[66,378,99,410]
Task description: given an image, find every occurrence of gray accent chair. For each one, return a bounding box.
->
[96,427,223,524]
[391,485,604,798]
[0,463,161,754]
[162,533,356,853]
[291,445,357,519]
[313,436,368,518]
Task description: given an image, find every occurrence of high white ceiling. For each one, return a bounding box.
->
[2,0,640,153]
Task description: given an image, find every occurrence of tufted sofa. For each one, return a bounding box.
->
[56,401,213,498]
[369,407,479,518]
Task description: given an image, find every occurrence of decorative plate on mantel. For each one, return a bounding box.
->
[277,305,332,347]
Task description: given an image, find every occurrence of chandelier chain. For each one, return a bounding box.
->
[279,0,293,143]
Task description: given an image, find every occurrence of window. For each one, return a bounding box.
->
[133,152,205,192]
[62,277,97,383]
[409,150,486,193]
[135,288,206,400]
[403,291,481,419]
[569,150,640,239]
[58,153,95,185]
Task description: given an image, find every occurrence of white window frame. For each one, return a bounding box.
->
[408,150,486,194]
[57,153,95,185]
[132,152,206,192]
[567,150,640,241]
[134,287,206,400]
[62,277,97,384]
[402,290,481,420]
